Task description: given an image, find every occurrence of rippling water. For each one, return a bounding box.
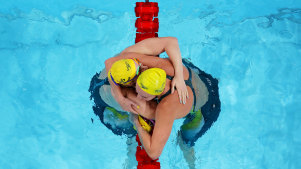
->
[0,0,300,168]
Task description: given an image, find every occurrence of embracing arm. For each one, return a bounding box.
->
[106,37,181,70]
[122,37,188,104]
[104,60,139,114]
[121,37,183,73]
[133,102,176,160]
[121,37,183,79]
[133,87,193,159]
[123,88,157,119]
[106,37,188,104]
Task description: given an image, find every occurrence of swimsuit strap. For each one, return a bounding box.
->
[155,89,172,103]
[184,66,196,112]
[156,66,196,112]
[166,75,173,80]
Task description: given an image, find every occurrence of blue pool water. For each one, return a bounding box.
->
[1,0,300,168]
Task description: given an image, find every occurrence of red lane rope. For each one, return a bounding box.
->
[135,2,159,43]
[134,1,160,168]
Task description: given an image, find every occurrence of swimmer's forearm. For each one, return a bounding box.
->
[134,119,154,159]
[165,37,184,79]
[105,60,125,102]
[109,79,125,103]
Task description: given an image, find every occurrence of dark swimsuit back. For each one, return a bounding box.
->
[155,61,197,112]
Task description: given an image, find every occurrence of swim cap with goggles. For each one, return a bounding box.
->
[137,68,166,95]
[108,58,140,85]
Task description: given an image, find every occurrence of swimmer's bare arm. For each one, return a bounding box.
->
[133,89,193,160]
[107,37,189,104]
[121,37,182,75]
[105,63,139,114]
[123,37,188,104]
[106,37,181,71]
[133,101,176,160]
[122,88,157,120]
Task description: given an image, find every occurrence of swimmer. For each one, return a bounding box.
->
[109,54,220,168]
[127,57,221,160]
[89,37,221,168]
[89,37,189,137]
[105,37,189,114]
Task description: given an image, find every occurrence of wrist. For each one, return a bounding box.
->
[174,72,184,79]
[112,90,125,103]
[116,95,126,103]
[174,66,184,75]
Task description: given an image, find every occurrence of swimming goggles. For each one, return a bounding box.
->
[110,58,141,86]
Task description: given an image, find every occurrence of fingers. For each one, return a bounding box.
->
[181,92,184,104]
[129,106,139,115]
[130,101,139,109]
[178,88,189,104]
[183,89,189,104]
[129,101,140,114]
[175,86,179,103]
[182,92,186,104]
[171,82,175,94]
[186,90,189,99]
[182,91,186,104]
[179,91,182,104]
[127,99,138,109]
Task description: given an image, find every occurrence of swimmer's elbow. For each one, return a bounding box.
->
[165,37,178,46]
[104,58,111,66]
[147,147,162,160]
[105,58,113,71]
[148,151,160,161]
[168,36,178,42]
[105,53,121,70]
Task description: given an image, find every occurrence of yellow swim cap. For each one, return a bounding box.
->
[137,68,166,95]
[108,59,137,85]
[138,115,152,133]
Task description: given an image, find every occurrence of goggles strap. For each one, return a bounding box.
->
[110,58,140,85]
[131,58,141,75]
[110,72,119,86]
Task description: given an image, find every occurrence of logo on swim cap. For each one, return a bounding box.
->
[137,68,166,95]
[108,59,137,85]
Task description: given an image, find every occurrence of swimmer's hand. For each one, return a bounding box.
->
[120,97,139,114]
[171,75,188,104]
